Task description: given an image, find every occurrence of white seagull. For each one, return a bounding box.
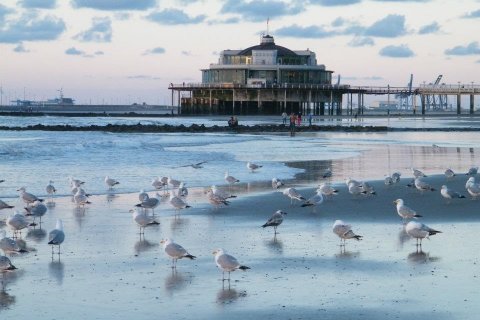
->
[301,191,324,208]
[167,177,181,189]
[6,212,29,238]
[405,221,441,246]
[211,185,236,199]
[105,176,120,189]
[24,201,48,226]
[138,189,149,202]
[261,210,287,234]
[413,177,435,192]
[411,168,427,178]
[444,168,456,179]
[332,220,362,246]
[73,188,91,207]
[393,199,422,221]
[466,167,478,176]
[0,199,14,211]
[466,177,480,197]
[46,180,56,198]
[282,187,306,205]
[224,171,240,185]
[48,219,65,258]
[271,178,284,189]
[0,230,27,255]
[131,208,159,236]
[160,238,196,268]
[178,182,188,198]
[169,192,191,213]
[391,172,401,183]
[206,189,230,209]
[135,193,160,215]
[0,255,17,273]
[317,183,338,198]
[440,185,465,201]
[213,248,250,281]
[17,187,43,204]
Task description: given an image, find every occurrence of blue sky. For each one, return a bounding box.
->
[0,0,479,105]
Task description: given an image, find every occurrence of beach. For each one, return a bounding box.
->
[1,122,479,319]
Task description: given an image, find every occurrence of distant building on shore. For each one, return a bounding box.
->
[169,34,351,115]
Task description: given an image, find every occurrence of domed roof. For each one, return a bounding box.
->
[237,35,297,57]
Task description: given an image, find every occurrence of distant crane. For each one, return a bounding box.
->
[396,74,414,110]
[425,75,448,110]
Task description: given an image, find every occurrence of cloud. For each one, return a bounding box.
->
[94,50,104,55]
[18,0,56,9]
[309,0,361,6]
[65,47,84,55]
[462,9,480,18]
[444,42,480,55]
[74,17,112,42]
[365,14,406,37]
[146,9,206,25]
[331,17,346,27]
[372,0,431,2]
[114,12,130,20]
[127,75,161,80]
[71,0,157,11]
[418,21,439,34]
[348,36,374,47]
[13,42,29,52]
[181,50,192,56]
[208,17,240,25]
[343,76,384,80]
[275,24,334,38]
[379,44,414,57]
[220,0,303,22]
[0,12,66,43]
[143,46,166,55]
[0,4,15,24]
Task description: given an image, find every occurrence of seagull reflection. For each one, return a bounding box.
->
[170,216,189,232]
[397,225,411,249]
[134,239,158,255]
[49,261,65,285]
[164,270,193,296]
[407,248,441,265]
[335,247,360,259]
[46,201,56,209]
[106,193,117,203]
[0,290,15,309]
[264,237,283,254]
[26,228,47,243]
[216,287,246,305]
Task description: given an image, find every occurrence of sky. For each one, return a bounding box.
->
[0,0,479,105]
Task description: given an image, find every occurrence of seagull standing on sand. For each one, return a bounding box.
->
[466,167,478,175]
[17,187,43,204]
[213,248,250,281]
[0,230,27,255]
[178,182,188,198]
[105,176,120,189]
[151,177,167,192]
[46,180,56,199]
[131,208,159,236]
[444,168,456,179]
[282,187,306,205]
[301,191,324,208]
[332,220,362,246]
[169,192,191,214]
[225,172,240,185]
[384,176,394,185]
[0,255,17,273]
[48,219,65,258]
[160,238,196,268]
[405,221,441,246]
[211,185,236,199]
[0,199,14,211]
[167,177,181,190]
[348,183,367,196]
[272,178,284,189]
[206,189,230,209]
[413,177,436,192]
[411,168,427,178]
[68,177,84,188]
[135,193,160,215]
[440,185,465,201]
[73,188,91,207]
[246,161,262,172]
[393,199,422,221]
[465,177,480,197]
[138,189,149,202]
[391,172,401,183]
[6,212,29,238]
[261,210,287,235]
[318,183,338,198]
[360,181,376,195]
[24,201,48,226]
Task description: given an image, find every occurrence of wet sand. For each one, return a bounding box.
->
[1,145,480,319]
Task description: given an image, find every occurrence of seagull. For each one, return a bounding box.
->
[348,183,367,196]
[0,199,14,211]
[345,178,361,188]
[317,183,338,198]
[261,210,287,234]
[135,193,160,215]
[160,238,196,268]
[68,177,84,188]
[440,185,465,201]
[151,177,167,191]
[391,172,401,183]
[73,188,91,207]
[48,219,65,258]
[414,177,435,192]
[174,161,208,169]
[6,212,29,238]
[301,191,324,208]
[17,187,43,204]
[271,178,284,189]
[444,168,456,179]
[167,177,181,189]
[169,192,191,213]
[131,208,159,236]
[105,176,120,189]
[0,230,27,255]
[246,161,262,172]
[411,168,427,178]
[0,255,17,273]
[46,180,56,198]
[282,187,306,205]
[393,199,422,221]
[24,201,48,226]
[206,189,230,209]
[466,167,478,176]
[211,185,236,199]
[138,189,149,202]
[225,172,240,185]
[213,248,250,281]
[360,181,376,195]
[405,221,441,246]
[466,177,480,197]
[322,168,332,179]
[178,182,188,198]
[384,176,394,185]
[332,220,362,246]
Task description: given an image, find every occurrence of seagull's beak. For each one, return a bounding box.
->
[393,200,397,204]
[212,250,217,255]
[160,239,165,244]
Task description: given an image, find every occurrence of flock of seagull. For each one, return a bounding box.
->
[1,161,479,287]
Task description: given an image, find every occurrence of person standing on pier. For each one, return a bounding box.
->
[281,111,287,125]
[297,112,302,126]
[289,113,296,135]
[308,112,313,126]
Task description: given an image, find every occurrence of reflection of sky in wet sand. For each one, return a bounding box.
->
[216,287,247,306]
[164,271,194,296]
[134,239,157,255]
[48,261,65,285]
